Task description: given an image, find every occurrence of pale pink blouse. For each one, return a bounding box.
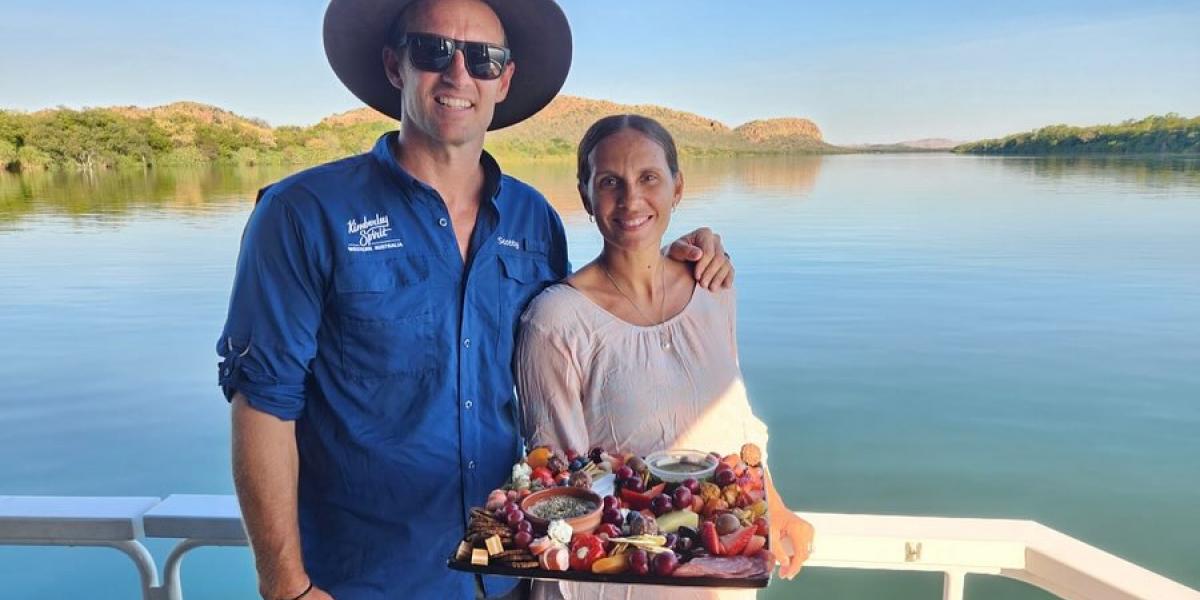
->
[516,283,769,600]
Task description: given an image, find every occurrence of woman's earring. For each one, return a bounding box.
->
[588,214,594,223]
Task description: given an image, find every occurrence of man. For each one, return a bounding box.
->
[217,1,733,599]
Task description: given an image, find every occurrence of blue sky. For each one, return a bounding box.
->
[1,0,1197,144]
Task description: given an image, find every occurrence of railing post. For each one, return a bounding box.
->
[943,570,966,600]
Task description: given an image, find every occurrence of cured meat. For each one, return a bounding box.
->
[672,551,772,579]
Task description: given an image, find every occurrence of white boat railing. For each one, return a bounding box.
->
[1,494,1197,600]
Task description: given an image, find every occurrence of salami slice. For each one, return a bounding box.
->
[672,553,769,579]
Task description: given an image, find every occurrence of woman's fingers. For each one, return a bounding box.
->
[781,519,814,579]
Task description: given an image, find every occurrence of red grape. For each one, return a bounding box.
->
[602,495,621,511]
[516,520,533,534]
[715,469,736,486]
[681,478,700,494]
[602,507,623,526]
[628,548,649,575]
[671,487,693,511]
[513,531,532,548]
[596,523,621,538]
[616,466,635,480]
[651,494,674,516]
[506,510,525,527]
[652,550,678,576]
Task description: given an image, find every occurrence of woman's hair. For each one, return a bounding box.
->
[576,114,680,191]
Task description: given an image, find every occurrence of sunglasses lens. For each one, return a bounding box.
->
[403,34,508,80]
[465,44,507,80]
[407,34,453,72]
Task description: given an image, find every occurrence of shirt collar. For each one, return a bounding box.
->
[371,132,505,204]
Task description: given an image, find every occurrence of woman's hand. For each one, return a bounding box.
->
[768,505,814,580]
[765,471,814,580]
[665,227,734,290]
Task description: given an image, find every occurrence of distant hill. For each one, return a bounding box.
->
[325,96,839,160]
[896,138,962,150]
[955,114,1200,156]
[1,95,836,172]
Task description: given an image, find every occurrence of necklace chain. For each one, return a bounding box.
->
[602,260,673,350]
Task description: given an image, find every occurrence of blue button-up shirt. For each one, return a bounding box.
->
[217,133,568,599]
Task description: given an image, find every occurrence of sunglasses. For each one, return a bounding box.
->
[397,33,511,80]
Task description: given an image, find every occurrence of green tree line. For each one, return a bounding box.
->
[0,106,396,172]
[955,114,1200,156]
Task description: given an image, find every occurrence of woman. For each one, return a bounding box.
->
[516,115,813,599]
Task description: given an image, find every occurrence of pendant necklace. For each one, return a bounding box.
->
[602,259,673,350]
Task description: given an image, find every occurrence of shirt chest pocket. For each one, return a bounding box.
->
[497,252,556,352]
[333,256,439,380]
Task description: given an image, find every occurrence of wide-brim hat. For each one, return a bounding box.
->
[323,0,572,131]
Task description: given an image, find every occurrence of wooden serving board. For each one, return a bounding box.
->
[447,557,769,589]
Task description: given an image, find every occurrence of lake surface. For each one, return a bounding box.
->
[1,154,1197,599]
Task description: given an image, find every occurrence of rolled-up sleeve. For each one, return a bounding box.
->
[216,185,327,420]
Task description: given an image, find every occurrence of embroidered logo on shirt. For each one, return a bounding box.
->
[347,214,403,252]
[497,236,521,250]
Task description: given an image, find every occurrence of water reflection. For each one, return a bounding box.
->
[994,156,1200,191]
[503,155,826,223]
[5,155,1194,230]
[0,166,289,228]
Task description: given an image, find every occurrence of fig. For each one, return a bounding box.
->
[716,513,741,536]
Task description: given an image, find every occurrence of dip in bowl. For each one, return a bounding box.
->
[645,449,719,483]
[520,487,602,534]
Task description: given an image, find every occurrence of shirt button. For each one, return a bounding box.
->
[464,400,473,410]
[463,338,471,349]
[438,218,448,227]
[468,460,477,470]
[222,368,230,376]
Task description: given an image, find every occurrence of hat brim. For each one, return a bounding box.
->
[323,0,572,131]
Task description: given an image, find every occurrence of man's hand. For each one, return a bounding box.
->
[665,227,734,291]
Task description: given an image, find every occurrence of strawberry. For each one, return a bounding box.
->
[742,535,767,556]
[719,525,757,556]
[699,521,723,556]
[753,516,769,537]
[619,482,666,511]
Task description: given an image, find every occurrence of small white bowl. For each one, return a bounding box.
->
[645,449,719,483]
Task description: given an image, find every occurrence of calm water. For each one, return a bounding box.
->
[1,154,1197,599]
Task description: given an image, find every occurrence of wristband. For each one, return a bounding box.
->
[279,581,313,600]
